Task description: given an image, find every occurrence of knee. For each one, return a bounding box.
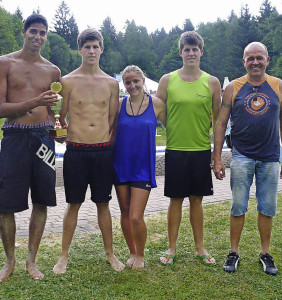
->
[189,196,203,208]
[120,207,130,217]
[66,203,81,215]
[96,202,109,213]
[130,214,143,226]
[33,203,47,214]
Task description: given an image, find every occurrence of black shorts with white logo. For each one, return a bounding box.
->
[164,149,213,198]
[0,127,56,212]
[63,142,114,204]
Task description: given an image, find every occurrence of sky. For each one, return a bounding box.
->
[1,0,281,33]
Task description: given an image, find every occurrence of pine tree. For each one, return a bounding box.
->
[32,7,41,14]
[183,19,194,32]
[52,1,79,50]
[68,15,79,50]
[258,0,277,22]
[15,7,23,21]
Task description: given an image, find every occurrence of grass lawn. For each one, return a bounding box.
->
[0,196,280,299]
[156,124,166,146]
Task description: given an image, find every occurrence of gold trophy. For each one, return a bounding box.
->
[49,82,67,139]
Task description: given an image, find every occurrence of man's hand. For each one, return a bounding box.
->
[213,160,225,180]
[36,90,60,107]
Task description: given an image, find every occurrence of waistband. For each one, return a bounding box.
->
[2,120,53,131]
[66,141,111,151]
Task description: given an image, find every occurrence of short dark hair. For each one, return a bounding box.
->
[24,14,48,31]
[179,31,204,50]
[77,28,104,48]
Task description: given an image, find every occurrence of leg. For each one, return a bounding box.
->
[230,214,245,253]
[255,161,279,255]
[53,203,82,274]
[26,203,47,280]
[96,202,125,271]
[258,212,272,254]
[115,185,136,267]
[0,212,16,282]
[129,187,150,270]
[189,195,215,265]
[257,214,278,275]
[160,198,184,265]
[229,147,254,254]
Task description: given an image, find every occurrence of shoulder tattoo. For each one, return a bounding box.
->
[221,102,232,109]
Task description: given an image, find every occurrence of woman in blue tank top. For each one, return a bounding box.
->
[113,65,166,269]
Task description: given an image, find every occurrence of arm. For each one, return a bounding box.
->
[108,80,119,136]
[213,82,233,180]
[58,77,71,129]
[152,96,166,126]
[0,58,59,119]
[209,76,222,166]
[110,97,123,146]
[209,76,222,136]
[156,74,169,103]
[279,80,282,178]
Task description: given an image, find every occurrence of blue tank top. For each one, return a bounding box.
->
[231,74,281,162]
[113,95,157,187]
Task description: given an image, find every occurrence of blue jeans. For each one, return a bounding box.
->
[230,147,279,217]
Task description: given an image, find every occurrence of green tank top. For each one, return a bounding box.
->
[166,70,212,151]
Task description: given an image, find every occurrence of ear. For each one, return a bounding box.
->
[100,47,104,54]
[242,58,246,67]
[200,49,204,56]
[179,49,182,57]
[22,28,26,37]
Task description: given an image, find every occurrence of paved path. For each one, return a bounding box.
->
[15,168,282,237]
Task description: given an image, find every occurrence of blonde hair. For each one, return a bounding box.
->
[121,65,149,94]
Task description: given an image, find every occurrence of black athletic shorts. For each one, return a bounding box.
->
[164,149,213,198]
[0,126,56,212]
[63,142,114,204]
[115,181,152,191]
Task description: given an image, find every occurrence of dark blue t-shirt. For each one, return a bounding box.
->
[231,74,280,162]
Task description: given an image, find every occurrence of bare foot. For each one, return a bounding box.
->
[53,256,68,274]
[106,254,125,272]
[25,262,44,280]
[196,249,216,265]
[0,261,15,282]
[132,256,144,270]
[126,254,136,267]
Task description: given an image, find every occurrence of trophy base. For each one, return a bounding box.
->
[49,128,67,139]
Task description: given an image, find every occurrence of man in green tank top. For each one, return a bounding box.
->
[157,31,221,266]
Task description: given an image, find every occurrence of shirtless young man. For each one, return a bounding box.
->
[53,29,124,274]
[0,14,60,281]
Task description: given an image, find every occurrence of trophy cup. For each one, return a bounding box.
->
[49,82,67,139]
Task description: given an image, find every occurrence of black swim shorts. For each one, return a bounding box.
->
[63,142,114,204]
[164,149,213,198]
[0,125,56,212]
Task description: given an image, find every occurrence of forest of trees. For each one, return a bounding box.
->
[0,0,281,84]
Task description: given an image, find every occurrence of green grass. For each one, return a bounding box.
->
[0,197,281,299]
[156,125,166,146]
[0,119,4,139]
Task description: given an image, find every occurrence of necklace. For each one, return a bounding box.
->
[128,93,145,116]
